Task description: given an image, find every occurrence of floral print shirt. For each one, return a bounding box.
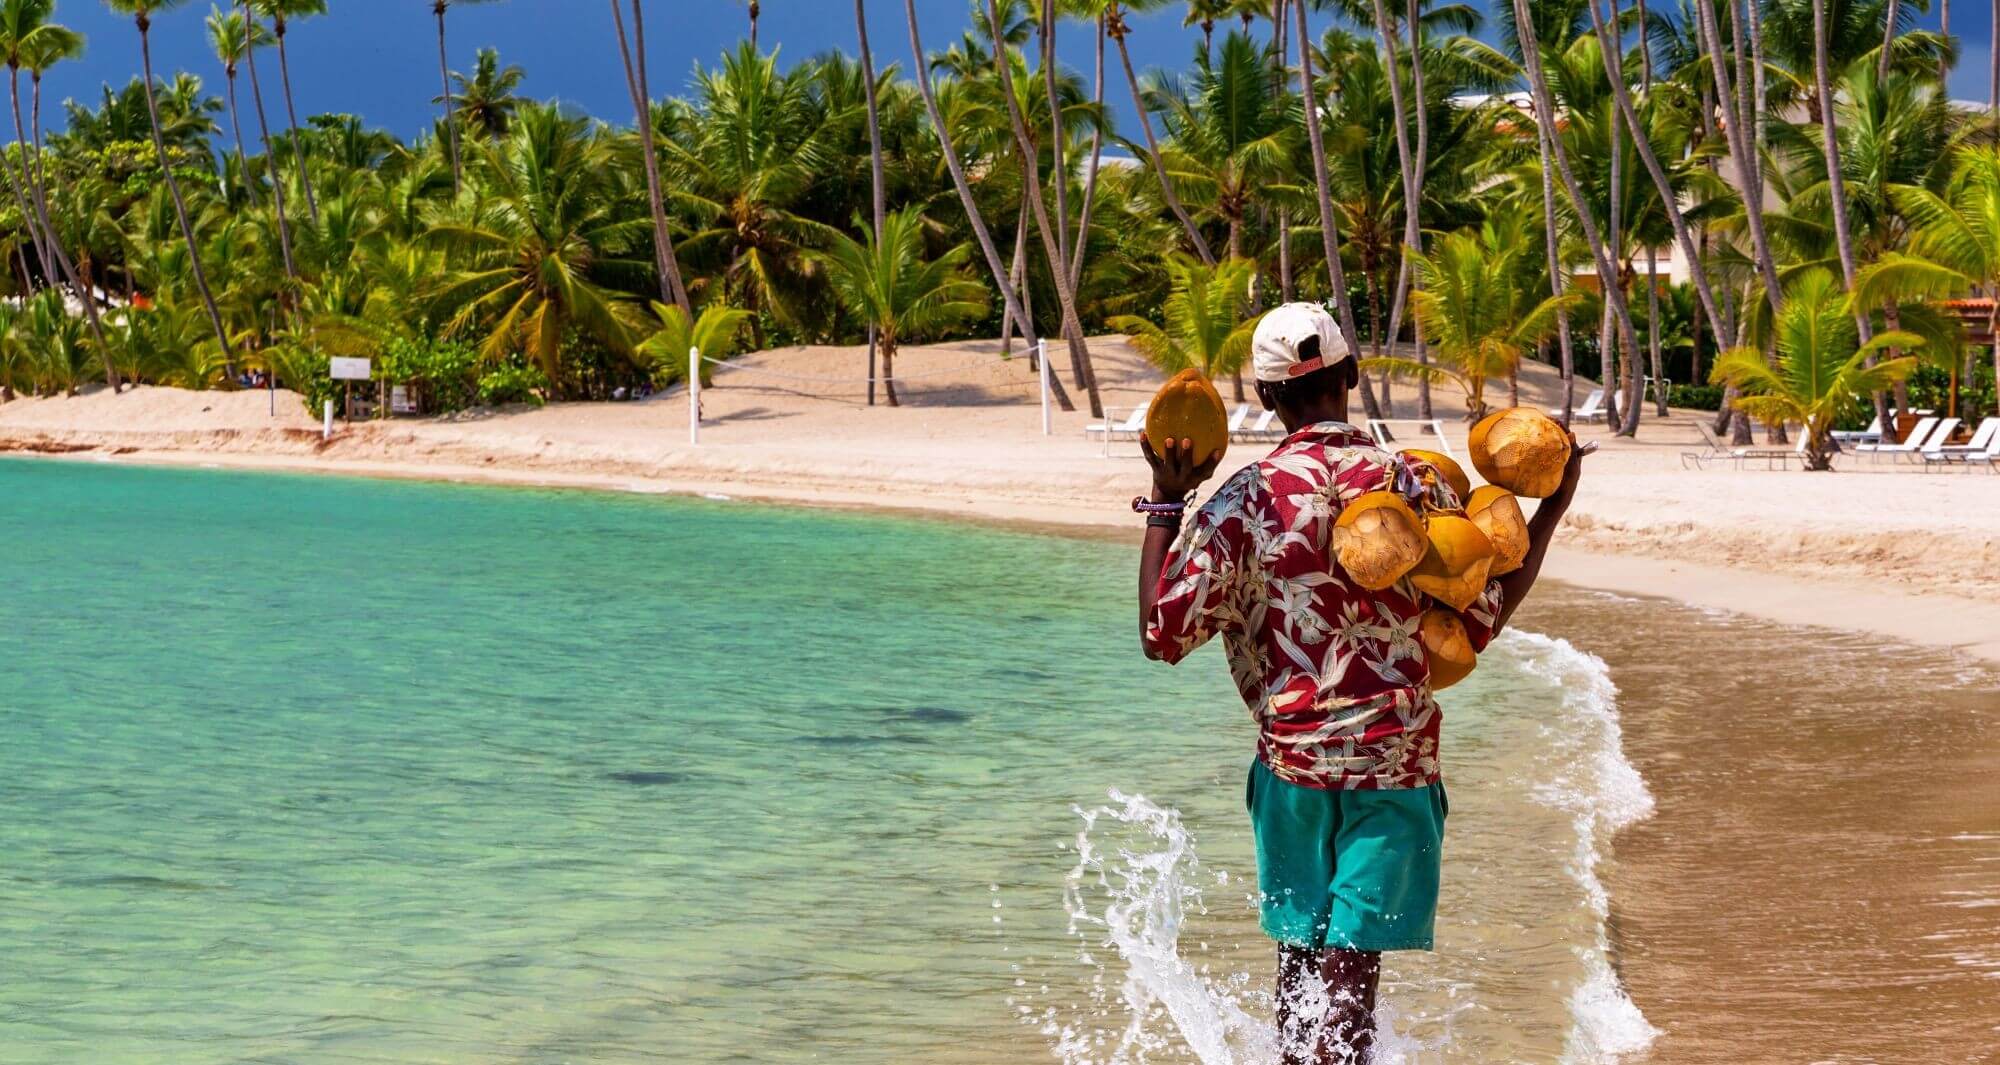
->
[1143,421,1504,790]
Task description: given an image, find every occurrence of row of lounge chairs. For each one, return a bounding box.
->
[1681,414,2000,470]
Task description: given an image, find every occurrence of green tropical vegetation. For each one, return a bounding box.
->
[0,0,1984,462]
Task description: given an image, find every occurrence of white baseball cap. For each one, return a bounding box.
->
[1252,302,1351,383]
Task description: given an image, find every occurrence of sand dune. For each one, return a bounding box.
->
[6,335,1999,662]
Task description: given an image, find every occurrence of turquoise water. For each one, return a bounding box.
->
[0,459,1645,1063]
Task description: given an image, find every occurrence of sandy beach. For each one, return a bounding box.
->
[6,335,1998,665]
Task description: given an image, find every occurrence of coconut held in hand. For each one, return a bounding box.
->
[1333,491,1428,590]
[1468,407,1573,498]
[1407,513,1495,611]
[1419,608,1478,690]
[1145,368,1230,464]
[1465,485,1530,577]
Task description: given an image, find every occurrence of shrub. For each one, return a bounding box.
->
[1668,383,1723,410]
[477,362,551,407]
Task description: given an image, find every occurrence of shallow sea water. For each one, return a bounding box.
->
[3,458,1656,1063]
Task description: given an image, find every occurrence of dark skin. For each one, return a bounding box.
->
[1138,363,1588,1064]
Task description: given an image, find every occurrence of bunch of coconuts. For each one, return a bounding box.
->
[1144,373,1573,690]
[1332,408,1573,690]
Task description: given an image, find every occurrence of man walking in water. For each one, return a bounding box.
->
[1134,304,1584,1062]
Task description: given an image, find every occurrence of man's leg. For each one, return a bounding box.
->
[1275,945,1381,1065]
[1319,948,1381,1063]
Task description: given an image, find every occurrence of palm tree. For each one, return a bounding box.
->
[239,0,296,280]
[1104,0,1215,263]
[607,0,691,318]
[24,287,91,395]
[1185,0,1231,59]
[254,0,321,222]
[1860,145,2000,420]
[0,0,55,279]
[982,0,1103,414]
[1374,216,1574,419]
[431,0,502,196]
[901,0,1074,411]
[1292,0,1379,417]
[445,46,523,139]
[637,301,751,386]
[103,0,234,369]
[2,0,119,388]
[740,0,760,46]
[1107,253,1260,378]
[1711,270,1918,469]
[0,300,20,399]
[206,5,269,207]
[426,103,644,385]
[812,206,989,407]
[664,44,847,338]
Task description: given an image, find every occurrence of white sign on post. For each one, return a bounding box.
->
[329,357,372,381]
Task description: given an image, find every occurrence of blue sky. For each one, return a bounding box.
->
[32,1,1990,141]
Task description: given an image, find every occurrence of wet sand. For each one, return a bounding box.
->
[1538,589,2000,1062]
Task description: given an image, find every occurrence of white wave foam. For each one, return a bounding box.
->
[1495,631,1660,1063]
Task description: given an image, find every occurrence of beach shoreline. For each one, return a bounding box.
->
[6,337,1999,666]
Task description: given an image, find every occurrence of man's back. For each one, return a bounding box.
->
[1142,421,1502,791]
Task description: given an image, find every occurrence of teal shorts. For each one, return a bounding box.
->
[1245,759,1448,952]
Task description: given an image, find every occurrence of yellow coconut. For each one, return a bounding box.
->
[1465,485,1530,577]
[1400,449,1472,504]
[1407,513,1495,611]
[1144,368,1230,465]
[1468,407,1572,498]
[1419,608,1478,691]
[1333,491,1429,590]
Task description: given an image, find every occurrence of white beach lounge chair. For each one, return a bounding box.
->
[1854,416,1942,464]
[1225,404,1251,434]
[1234,409,1281,441]
[1922,417,2000,468]
[1682,421,1810,470]
[1830,413,1885,447]
[1085,405,1146,441]
[1549,389,1606,424]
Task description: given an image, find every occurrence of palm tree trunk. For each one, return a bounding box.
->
[749,0,760,48]
[272,18,319,224]
[222,68,261,207]
[1291,0,1381,419]
[881,332,898,407]
[1368,0,1420,376]
[1405,0,1431,419]
[0,69,48,291]
[1879,0,1899,78]
[1647,248,1667,416]
[1066,13,1107,295]
[1039,0,1071,270]
[243,0,299,281]
[904,0,1072,411]
[611,0,692,317]
[1002,199,1029,359]
[134,14,233,367]
[1693,0,1782,316]
[13,69,114,389]
[1512,0,1645,422]
[986,0,1102,417]
[1584,0,1728,343]
[1110,8,1215,264]
[858,0,888,407]
[1812,0,1886,429]
[435,2,462,196]
[1272,0,1294,303]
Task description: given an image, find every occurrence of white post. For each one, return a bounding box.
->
[322,399,333,440]
[688,346,701,446]
[1038,339,1052,436]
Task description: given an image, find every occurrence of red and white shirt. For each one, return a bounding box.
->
[1143,421,1503,790]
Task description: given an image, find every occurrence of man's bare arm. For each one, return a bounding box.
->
[1138,434,1221,658]
[1491,438,1591,634]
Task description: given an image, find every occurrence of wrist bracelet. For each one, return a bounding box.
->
[1145,511,1184,529]
[1132,495,1186,515]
